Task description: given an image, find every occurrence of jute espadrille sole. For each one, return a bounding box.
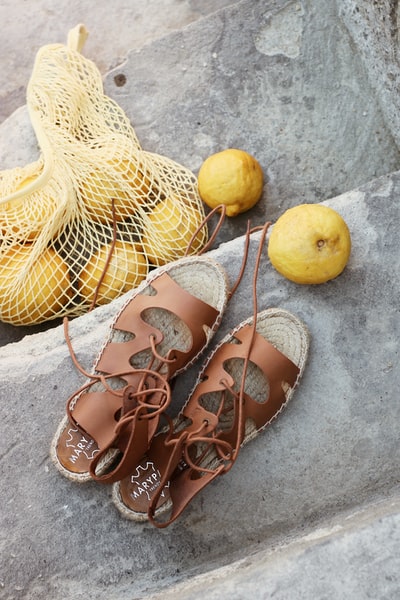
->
[112,307,309,523]
[50,255,230,483]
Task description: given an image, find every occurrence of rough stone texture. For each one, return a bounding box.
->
[0,0,236,124]
[103,0,400,231]
[0,174,399,598]
[0,0,237,347]
[1,0,400,598]
[338,0,400,150]
[2,0,400,346]
[146,497,400,600]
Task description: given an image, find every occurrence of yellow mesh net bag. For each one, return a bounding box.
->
[0,25,207,325]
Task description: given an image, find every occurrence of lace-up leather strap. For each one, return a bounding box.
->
[183,324,300,447]
[96,272,220,378]
[68,369,171,483]
[147,429,226,528]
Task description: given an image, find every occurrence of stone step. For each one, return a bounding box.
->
[146,494,400,600]
[0,170,399,598]
[0,1,399,597]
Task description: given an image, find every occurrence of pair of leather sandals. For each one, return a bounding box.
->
[50,224,309,528]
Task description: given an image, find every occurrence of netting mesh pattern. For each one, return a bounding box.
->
[0,27,207,325]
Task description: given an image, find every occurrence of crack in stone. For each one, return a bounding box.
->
[389,0,399,40]
[0,440,20,462]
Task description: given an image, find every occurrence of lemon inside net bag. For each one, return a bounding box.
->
[0,25,207,326]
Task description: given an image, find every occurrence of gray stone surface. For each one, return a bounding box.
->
[0,0,236,125]
[338,0,400,151]
[103,0,400,230]
[2,0,400,347]
[1,0,400,598]
[146,496,400,600]
[0,173,399,598]
[0,0,237,347]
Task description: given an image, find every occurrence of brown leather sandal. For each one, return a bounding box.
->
[112,307,309,525]
[112,223,310,526]
[50,255,230,482]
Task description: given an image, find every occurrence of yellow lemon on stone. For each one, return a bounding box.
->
[268,204,351,284]
[197,148,264,216]
[0,244,71,324]
[0,174,58,242]
[141,197,205,266]
[79,239,148,305]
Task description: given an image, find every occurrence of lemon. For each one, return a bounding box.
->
[79,239,148,305]
[141,197,205,266]
[78,139,152,224]
[197,148,264,217]
[0,245,71,324]
[0,174,58,242]
[268,204,351,284]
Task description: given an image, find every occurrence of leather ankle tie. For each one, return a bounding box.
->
[65,368,172,484]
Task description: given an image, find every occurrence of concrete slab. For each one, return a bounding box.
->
[0,169,399,598]
[0,1,400,597]
[339,0,400,151]
[103,0,400,230]
[0,0,237,125]
[0,0,237,347]
[146,496,400,600]
[1,0,400,347]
